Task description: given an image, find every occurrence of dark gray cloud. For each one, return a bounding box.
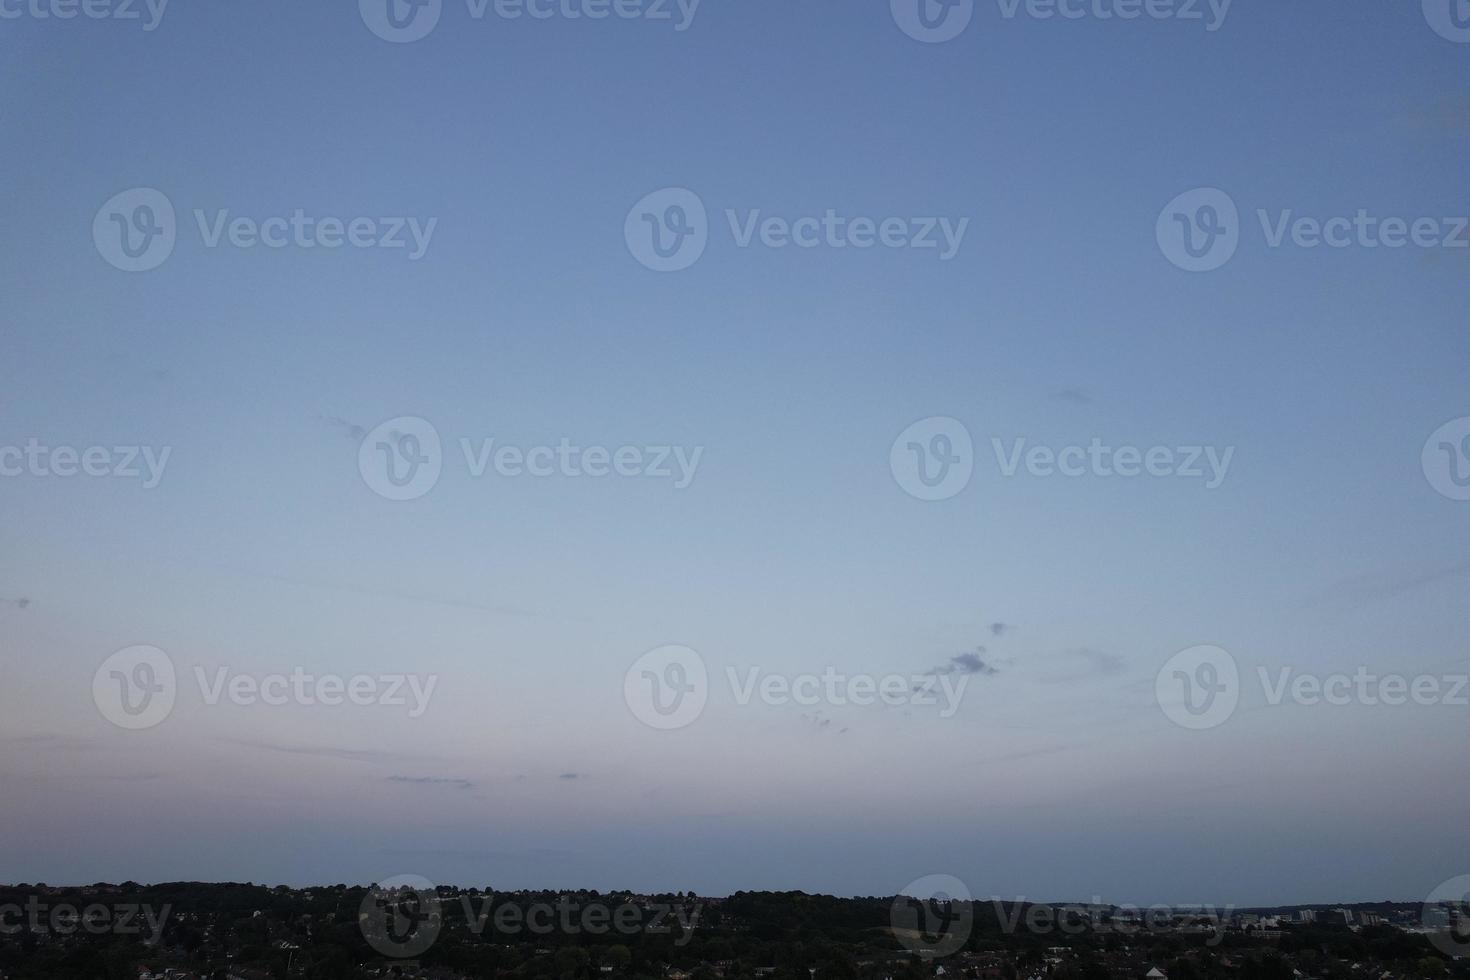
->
[929,649,999,677]
[800,711,835,732]
[1051,388,1094,405]
[989,622,1011,637]
[558,772,585,780]
[0,597,30,610]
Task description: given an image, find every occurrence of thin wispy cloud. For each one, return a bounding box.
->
[388,775,475,790]
[220,737,401,765]
[0,734,98,751]
[210,564,546,619]
[319,413,367,441]
[1307,561,1470,607]
[1404,95,1470,137]
[1037,648,1127,684]
[1051,388,1094,405]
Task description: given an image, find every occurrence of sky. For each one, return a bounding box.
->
[1,0,1468,907]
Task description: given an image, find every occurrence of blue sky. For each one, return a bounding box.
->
[1,0,1468,904]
